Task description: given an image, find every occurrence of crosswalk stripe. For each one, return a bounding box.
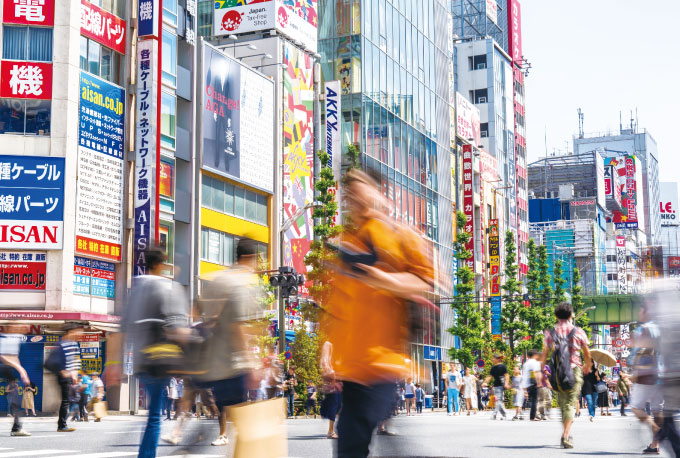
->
[45,453,137,458]
[0,450,77,457]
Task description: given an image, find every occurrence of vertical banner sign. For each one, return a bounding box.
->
[0,155,64,249]
[624,156,638,228]
[488,219,501,340]
[462,145,475,270]
[76,72,125,262]
[616,236,627,294]
[324,80,341,224]
[134,40,158,276]
[507,0,523,65]
[137,0,158,38]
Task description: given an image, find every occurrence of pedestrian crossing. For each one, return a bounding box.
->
[0,450,224,458]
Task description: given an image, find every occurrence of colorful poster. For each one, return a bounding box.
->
[616,236,627,294]
[507,0,523,65]
[282,43,314,286]
[0,251,46,290]
[456,93,481,146]
[76,72,125,262]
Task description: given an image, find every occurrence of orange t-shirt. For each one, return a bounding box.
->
[320,217,434,385]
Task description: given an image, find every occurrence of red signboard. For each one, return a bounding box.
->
[669,257,680,269]
[462,144,475,270]
[0,253,46,290]
[616,236,625,248]
[507,0,523,65]
[80,0,126,54]
[2,0,55,26]
[76,235,122,262]
[0,60,52,100]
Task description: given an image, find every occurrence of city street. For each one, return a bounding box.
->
[0,409,673,457]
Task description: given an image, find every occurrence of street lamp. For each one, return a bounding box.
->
[576,306,596,321]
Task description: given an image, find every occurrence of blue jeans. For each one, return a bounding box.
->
[139,375,166,458]
[286,392,295,417]
[584,392,598,417]
[447,388,460,413]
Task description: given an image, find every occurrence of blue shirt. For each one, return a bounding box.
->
[81,375,92,396]
[415,387,424,402]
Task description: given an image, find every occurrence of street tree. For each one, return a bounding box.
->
[552,258,567,306]
[522,239,547,351]
[571,266,591,338]
[500,231,528,358]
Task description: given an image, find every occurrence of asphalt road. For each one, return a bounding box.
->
[0,409,674,457]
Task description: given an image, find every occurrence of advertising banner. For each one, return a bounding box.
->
[462,145,475,270]
[2,0,54,26]
[0,155,64,249]
[324,80,341,225]
[507,0,523,64]
[456,92,481,146]
[490,296,501,339]
[159,161,174,198]
[282,43,314,285]
[668,257,680,269]
[0,251,46,290]
[134,39,158,276]
[0,60,52,100]
[73,256,115,298]
[488,219,500,295]
[486,0,497,24]
[616,236,627,294]
[80,0,126,54]
[613,155,640,230]
[202,44,275,194]
[138,0,158,38]
[76,72,125,262]
[660,182,679,226]
[214,0,318,52]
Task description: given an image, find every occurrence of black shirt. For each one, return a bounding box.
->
[490,364,508,387]
[582,370,598,395]
[284,373,296,395]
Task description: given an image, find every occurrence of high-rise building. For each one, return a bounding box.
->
[318,0,455,391]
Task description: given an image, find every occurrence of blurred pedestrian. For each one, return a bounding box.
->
[105,248,191,458]
[485,354,510,420]
[445,363,462,416]
[597,370,610,416]
[305,381,317,418]
[22,382,36,417]
[522,349,542,421]
[166,377,178,420]
[404,378,415,416]
[541,302,591,449]
[88,373,105,422]
[415,384,425,414]
[511,366,524,420]
[320,169,434,458]
[537,366,553,420]
[320,341,342,439]
[54,324,84,432]
[0,325,31,436]
[462,368,477,415]
[68,378,81,422]
[283,367,298,418]
[617,372,630,416]
[476,374,484,411]
[78,371,92,421]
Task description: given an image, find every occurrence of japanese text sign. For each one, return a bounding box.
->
[456,92,481,146]
[0,155,64,249]
[76,72,125,262]
[2,0,54,26]
[80,0,126,54]
[488,219,500,296]
[134,39,158,276]
[137,0,158,38]
[616,236,627,294]
[73,256,115,298]
[507,0,523,65]
[462,144,475,270]
[0,251,46,290]
[0,61,52,100]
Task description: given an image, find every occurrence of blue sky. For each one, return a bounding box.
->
[522,0,680,182]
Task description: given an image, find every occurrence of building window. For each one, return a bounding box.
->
[88,0,125,18]
[164,0,178,25]
[159,157,175,212]
[201,174,269,225]
[159,220,175,276]
[161,92,176,149]
[162,30,177,86]
[0,99,50,136]
[2,26,53,62]
[197,0,213,36]
[79,36,121,84]
[201,227,235,266]
[469,54,487,70]
[470,88,488,104]
[480,122,489,138]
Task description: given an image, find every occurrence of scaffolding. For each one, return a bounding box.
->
[527,151,600,200]
[451,0,506,49]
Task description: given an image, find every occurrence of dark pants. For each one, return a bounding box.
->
[306,399,316,416]
[166,398,174,420]
[286,392,295,417]
[416,401,423,413]
[337,382,394,458]
[657,411,680,457]
[139,375,166,458]
[10,400,23,432]
[527,386,538,420]
[58,377,71,429]
[79,394,89,421]
[620,395,627,415]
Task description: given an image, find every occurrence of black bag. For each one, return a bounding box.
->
[549,327,577,392]
[44,344,65,374]
[137,318,186,378]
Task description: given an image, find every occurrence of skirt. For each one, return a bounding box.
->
[22,390,34,410]
[320,392,342,420]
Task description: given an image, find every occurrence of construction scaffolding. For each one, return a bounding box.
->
[451,0,506,49]
[527,151,599,200]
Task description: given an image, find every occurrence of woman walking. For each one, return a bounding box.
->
[22,382,37,416]
[445,363,463,416]
[320,341,342,439]
[582,362,599,421]
[511,367,524,421]
[462,368,477,415]
[404,378,416,416]
[597,371,611,416]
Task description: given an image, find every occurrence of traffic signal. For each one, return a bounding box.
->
[267,268,306,297]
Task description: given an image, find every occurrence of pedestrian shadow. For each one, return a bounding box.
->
[484,445,560,450]
[484,446,643,455]
[288,434,330,440]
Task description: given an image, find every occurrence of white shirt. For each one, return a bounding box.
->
[521,358,542,389]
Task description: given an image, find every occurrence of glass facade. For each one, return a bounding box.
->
[319,0,454,351]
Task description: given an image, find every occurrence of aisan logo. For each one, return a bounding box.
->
[221,10,243,32]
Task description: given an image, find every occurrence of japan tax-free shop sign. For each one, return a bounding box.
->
[0,156,64,249]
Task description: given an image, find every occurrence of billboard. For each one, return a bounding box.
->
[668,257,680,269]
[2,0,54,26]
[202,44,275,194]
[0,252,46,290]
[80,0,126,54]
[456,92,481,146]
[612,155,643,230]
[486,0,498,24]
[73,256,115,298]
[134,39,158,276]
[0,61,52,100]
[282,42,314,282]
[0,155,64,249]
[660,182,678,226]
[616,236,627,294]
[214,0,318,52]
[462,145,475,270]
[76,72,125,262]
[507,0,523,65]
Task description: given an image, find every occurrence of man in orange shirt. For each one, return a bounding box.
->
[321,170,434,458]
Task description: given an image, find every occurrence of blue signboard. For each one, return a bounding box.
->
[0,155,65,249]
[490,296,502,337]
[423,345,443,361]
[138,0,158,38]
[74,256,116,299]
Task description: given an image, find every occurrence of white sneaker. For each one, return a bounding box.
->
[11,430,31,436]
[589,416,594,422]
[211,435,229,446]
[161,433,179,445]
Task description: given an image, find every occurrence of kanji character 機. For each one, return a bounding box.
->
[9,64,43,97]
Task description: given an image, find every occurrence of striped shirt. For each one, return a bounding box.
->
[61,341,81,372]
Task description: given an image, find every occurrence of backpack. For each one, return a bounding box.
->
[548,327,577,392]
[44,344,65,374]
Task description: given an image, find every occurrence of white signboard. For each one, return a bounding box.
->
[616,236,627,294]
[660,182,679,226]
[486,0,497,24]
[324,81,341,179]
[456,92,481,146]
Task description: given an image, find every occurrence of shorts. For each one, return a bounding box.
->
[197,374,247,409]
[630,383,663,412]
[405,394,415,399]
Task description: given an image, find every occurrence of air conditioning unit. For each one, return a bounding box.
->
[476,63,486,70]
[481,130,488,137]
[478,97,487,103]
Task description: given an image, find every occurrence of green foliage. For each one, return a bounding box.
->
[552,258,567,306]
[500,231,528,358]
[537,244,555,333]
[572,267,591,338]
[289,323,322,403]
[521,239,545,352]
[251,259,278,358]
[447,211,490,369]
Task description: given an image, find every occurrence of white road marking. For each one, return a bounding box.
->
[0,450,77,457]
[46,453,137,458]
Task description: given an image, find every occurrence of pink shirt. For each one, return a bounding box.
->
[544,320,589,368]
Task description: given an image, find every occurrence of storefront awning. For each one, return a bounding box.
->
[0,310,120,329]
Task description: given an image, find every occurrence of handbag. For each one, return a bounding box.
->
[93,400,108,419]
[228,398,287,458]
[595,381,608,394]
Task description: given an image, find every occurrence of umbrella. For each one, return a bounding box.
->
[590,349,617,367]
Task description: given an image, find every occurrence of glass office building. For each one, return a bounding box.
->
[318,0,455,390]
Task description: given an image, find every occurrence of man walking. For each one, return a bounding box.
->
[283,367,298,418]
[485,354,510,420]
[617,372,630,416]
[57,324,84,432]
[0,325,31,436]
[445,363,462,416]
[522,349,542,421]
[88,373,105,422]
[541,302,591,449]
